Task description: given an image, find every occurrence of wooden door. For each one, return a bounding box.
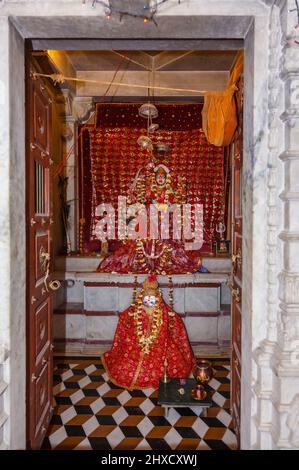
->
[26,64,56,449]
[230,74,243,447]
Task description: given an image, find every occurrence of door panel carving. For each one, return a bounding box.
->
[27,64,54,449]
[35,233,50,284]
[34,299,51,361]
[33,359,52,443]
[33,86,50,153]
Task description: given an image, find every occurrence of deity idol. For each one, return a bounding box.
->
[97,155,202,274]
[102,275,195,389]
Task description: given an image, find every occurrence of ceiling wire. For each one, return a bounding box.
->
[111,50,151,71]
[110,52,131,99]
[33,72,207,95]
[100,54,126,100]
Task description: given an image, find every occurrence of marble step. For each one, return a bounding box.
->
[53,303,231,345]
[83,280,222,313]
[55,255,231,274]
[54,342,231,359]
[54,302,84,315]
[0,441,8,450]
[53,275,231,313]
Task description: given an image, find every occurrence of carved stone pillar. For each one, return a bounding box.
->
[253,2,285,450]
[275,0,299,449]
[55,89,76,252]
[72,96,95,124]
[56,91,94,253]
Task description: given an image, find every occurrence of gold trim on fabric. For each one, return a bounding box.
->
[129,351,145,389]
[101,353,156,391]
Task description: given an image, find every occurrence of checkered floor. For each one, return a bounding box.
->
[42,356,237,450]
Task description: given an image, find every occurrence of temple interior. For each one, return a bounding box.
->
[26,46,244,450]
[2,2,297,452]
[31,49,240,357]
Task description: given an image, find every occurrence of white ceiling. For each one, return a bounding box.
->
[43,49,238,97]
[64,50,237,72]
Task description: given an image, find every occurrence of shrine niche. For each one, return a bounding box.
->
[3,0,297,451]
[77,102,230,274]
[21,45,239,451]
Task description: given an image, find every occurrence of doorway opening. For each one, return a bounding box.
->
[26,46,243,450]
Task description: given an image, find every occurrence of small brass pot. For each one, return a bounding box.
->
[192,359,214,384]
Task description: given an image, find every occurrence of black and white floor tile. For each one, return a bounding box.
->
[42,357,237,450]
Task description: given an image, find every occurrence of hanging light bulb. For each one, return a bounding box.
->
[148,123,159,133]
[138,51,159,144]
[138,103,158,119]
[137,135,153,150]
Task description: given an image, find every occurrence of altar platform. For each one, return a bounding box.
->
[53,256,231,356]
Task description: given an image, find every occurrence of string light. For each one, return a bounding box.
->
[84,0,183,25]
[104,8,111,19]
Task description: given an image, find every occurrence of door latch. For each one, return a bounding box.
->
[39,247,61,292]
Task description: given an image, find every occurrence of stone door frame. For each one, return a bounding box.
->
[1,1,298,449]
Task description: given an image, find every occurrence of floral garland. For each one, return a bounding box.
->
[135,172,147,204]
[131,274,138,305]
[130,289,163,354]
[134,240,151,273]
[168,275,175,330]
[134,239,173,274]
[177,176,187,204]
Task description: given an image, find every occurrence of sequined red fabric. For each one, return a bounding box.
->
[78,122,227,251]
[102,302,195,389]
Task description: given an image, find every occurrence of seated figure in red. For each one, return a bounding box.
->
[102,275,195,389]
[97,159,202,274]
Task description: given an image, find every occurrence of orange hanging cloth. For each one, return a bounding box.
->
[202,51,244,147]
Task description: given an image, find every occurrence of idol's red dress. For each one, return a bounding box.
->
[97,181,202,274]
[102,301,195,389]
[97,239,202,274]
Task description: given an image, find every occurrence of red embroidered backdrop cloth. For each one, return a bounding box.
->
[78,103,228,252]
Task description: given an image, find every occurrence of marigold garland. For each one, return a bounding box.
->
[131,274,138,305]
[131,290,163,354]
[129,286,177,354]
[134,239,173,274]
